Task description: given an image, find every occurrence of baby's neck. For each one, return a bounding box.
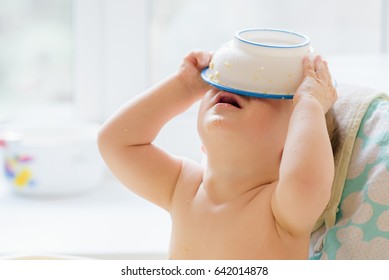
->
[201,157,278,204]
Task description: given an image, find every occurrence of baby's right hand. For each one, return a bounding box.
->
[176,50,213,98]
[294,55,337,113]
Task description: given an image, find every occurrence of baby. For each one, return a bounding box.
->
[98,50,337,259]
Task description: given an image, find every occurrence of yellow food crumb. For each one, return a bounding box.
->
[224,61,231,67]
[209,62,215,70]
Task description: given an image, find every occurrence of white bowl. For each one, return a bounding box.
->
[0,121,105,197]
[201,28,313,99]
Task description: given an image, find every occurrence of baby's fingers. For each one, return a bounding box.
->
[302,56,315,77]
[323,60,335,88]
[186,50,213,70]
[314,56,328,82]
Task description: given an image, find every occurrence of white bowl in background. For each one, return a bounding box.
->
[201,28,313,99]
[0,121,105,197]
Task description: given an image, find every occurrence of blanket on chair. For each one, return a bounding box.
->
[311,83,389,259]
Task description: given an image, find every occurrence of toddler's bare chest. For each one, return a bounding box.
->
[169,196,277,259]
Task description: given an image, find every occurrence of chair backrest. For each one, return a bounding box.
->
[311,97,389,259]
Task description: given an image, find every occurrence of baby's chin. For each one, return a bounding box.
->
[198,114,240,138]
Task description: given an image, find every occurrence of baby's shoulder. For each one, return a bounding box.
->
[174,157,204,197]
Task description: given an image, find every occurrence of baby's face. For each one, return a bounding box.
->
[197,87,293,162]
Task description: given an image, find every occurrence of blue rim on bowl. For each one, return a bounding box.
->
[235,28,310,49]
[201,67,294,100]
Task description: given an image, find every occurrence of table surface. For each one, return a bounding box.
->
[0,175,171,259]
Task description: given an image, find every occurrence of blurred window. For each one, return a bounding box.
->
[0,0,72,115]
[0,0,387,121]
[150,0,385,83]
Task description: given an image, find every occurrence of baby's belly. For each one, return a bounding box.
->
[168,229,309,260]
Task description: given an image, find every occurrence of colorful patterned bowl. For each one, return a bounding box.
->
[0,121,105,197]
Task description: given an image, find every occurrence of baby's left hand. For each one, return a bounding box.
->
[294,55,337,113]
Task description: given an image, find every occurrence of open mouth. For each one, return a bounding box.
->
[216,92,242,108]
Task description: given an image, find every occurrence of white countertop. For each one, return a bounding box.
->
[0,174,171,259]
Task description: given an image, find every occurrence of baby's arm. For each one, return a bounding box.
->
[98,50,211,211]
[272,55,337,237]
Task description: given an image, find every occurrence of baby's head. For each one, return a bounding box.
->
[197,87,338,177]
[197,88,293,178]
